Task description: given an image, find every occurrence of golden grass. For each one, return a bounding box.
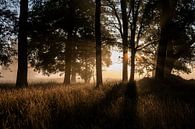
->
[0,78,195,129]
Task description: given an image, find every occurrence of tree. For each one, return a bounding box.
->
[95,0,103,87]
[137,0,194,78]
[155,0,178,79]
[28,0,93,83]
[76,42,112,83]
[128,0,157,83]
[128,0,139,83]
[121,0,129,83]
[63,0,75,85]
[102,0,129,83]
[28,0,113,84]
[164,0,195,76]
[104,0,157,83]
[16,0,28,87]
[0,0,17,76]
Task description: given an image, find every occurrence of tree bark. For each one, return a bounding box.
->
[121,0,128,83]
[123,47,128,82]
[64,32,72,85]
[155,23,169,79]
[130,44,136,83]
[71,43,77,84]
[164,43,175,77]
[71,68,76,84]
[95,0,103,88]
[165,58,175,77]
[16,0,28,87]
[155,0,177,79]
[129,18,136,83]
[129,0,139,84]
[63,1,74,85]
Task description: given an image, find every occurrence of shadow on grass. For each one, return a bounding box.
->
[95,82,138,129]
[137,77,195,129]
[47,82,138,129]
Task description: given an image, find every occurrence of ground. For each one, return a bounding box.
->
[0,76,195,129]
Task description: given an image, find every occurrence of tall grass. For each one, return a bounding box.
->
[0,78,195,129]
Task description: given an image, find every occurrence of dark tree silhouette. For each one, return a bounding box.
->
[28,0,113,84]
[104,0,157,83]
[121,0,129,83]
[95,0,103,87]
[103,0,129,83]
[63,1,76,85]
[155,0,178,79]
[129,0,139,83]
[164,0,195,76]
[16,0,28,87]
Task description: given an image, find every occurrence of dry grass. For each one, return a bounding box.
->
[0,77,195,129]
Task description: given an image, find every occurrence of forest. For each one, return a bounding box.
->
[0,0,195,129]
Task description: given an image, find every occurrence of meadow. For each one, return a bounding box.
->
[0,76,195,129]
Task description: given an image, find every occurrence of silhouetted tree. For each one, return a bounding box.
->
[104,0,157,83]
[28,0,113,84]
[155,0,178,79]
[128,0,157,83]
[121,0,129,83]
[102,0,129,83]
[164,0,195,76]
[16,0,28,87]
[138,0,194,77]
[28,0,93,81]
[128,0,139,83]
[95,0,103,87]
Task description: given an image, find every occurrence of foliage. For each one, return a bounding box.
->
[0,0,17,67]
[28,0,113,82]
[137,0,195,76]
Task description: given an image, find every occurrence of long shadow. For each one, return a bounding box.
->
[92,82,138,129]
[121,82,138,129]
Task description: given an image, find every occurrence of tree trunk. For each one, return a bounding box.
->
[95,0,103,88]
[64,32,72,85]
[164,43,175,77]
[129,0,138,84]
[71,68,76,84]
[155,24,169,79]
[165,58,174,77]
[165,47,178,77]
[129,23,136,83]
[123,48,128,82]
[71,44,77,84]
[155,0,177,79]
[130,47,136,83]
[16,0,28,87]
[63,1,74,85]
[121,0,128,83]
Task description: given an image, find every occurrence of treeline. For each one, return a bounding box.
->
[0,0,194,87]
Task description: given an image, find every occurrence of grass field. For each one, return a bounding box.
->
[0,76,195,129]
